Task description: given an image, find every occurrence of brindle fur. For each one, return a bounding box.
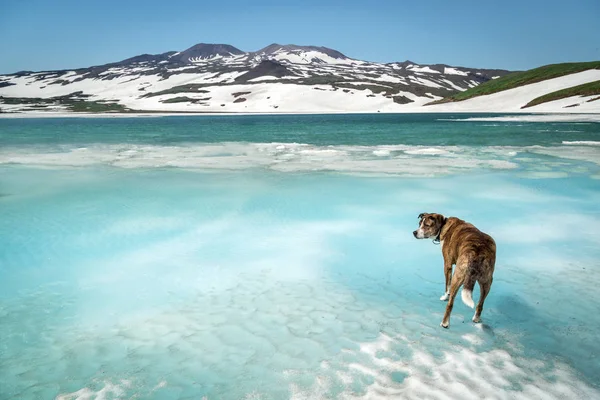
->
[413,213,496,328]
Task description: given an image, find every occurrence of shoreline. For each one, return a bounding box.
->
[1,110,599,123]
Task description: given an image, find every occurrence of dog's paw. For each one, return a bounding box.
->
[440,292,449,301]
[440,321,449,329]
[472,315,481,323]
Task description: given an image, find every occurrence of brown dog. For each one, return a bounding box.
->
[413,213,496,328]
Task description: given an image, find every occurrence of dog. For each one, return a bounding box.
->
[413,213,496,328]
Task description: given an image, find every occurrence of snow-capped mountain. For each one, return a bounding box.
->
[0,42,512,114]
[173,43,245,63]
[254,44,351,65]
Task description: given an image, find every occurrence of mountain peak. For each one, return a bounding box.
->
[257,43,347,59]
[174,43,244,63]
[253,43,350,65]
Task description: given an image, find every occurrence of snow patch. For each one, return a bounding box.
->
[444,67,468,76]
[407,65,440,74]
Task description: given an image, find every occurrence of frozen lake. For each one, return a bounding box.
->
[1,114,599,399]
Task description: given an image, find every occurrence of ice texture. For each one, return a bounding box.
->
[1,165,599,399]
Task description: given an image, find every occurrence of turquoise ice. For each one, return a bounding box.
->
[0,114,599,399]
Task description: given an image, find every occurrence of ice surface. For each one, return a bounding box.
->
[452,115,600,123]
[1,115,599,399]
[3,141,600,177]
[1,164,600,399]
[562,140,600,145]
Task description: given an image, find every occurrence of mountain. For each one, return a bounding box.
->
[172,43,245,64]
[254,43,350,64]
[0,42,516,114]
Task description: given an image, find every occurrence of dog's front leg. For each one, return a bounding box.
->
[440,259,452,301]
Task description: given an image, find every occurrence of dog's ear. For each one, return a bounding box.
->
[418,213,426,220]
[434,214,446,226]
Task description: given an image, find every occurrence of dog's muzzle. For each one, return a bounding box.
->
[413,230,418,238]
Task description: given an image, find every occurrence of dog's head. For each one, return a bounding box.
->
[413,212,446,240]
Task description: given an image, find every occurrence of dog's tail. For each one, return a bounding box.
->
[461,265,477,309]
[461,287,475,309]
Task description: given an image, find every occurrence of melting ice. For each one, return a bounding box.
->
[0,115,599,399]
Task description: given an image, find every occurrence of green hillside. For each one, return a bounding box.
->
[428,61,600,105]
[522,80,600,108]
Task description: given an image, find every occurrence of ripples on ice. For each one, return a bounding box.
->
[1,155,600,399]
[4,273,600,400]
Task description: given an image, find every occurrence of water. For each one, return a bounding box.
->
[0,114,599,399]
[1,114,599,147]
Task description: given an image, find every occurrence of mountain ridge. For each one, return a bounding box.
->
[0,42,535,114]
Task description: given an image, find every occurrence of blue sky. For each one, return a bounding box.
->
[0,0,598,73]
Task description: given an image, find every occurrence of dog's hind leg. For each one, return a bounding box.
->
[440,274,463,329]
[473,279,492,323]
[440,259,452,301]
